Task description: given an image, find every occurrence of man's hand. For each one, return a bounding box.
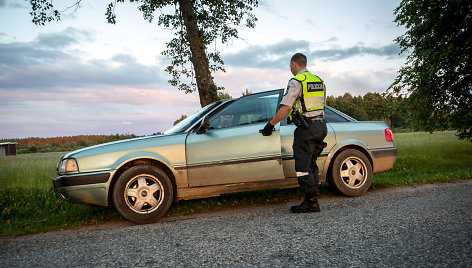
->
[260,105,290,136]
[260,122,275,136]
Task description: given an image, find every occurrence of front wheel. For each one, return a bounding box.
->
[113,165,173,223]
[329,149,373,197]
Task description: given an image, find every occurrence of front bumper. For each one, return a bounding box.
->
[54,171,112,207]
[54,172,111,189]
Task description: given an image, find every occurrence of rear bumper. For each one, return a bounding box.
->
[371,148,397,173]
[54,171,111,207]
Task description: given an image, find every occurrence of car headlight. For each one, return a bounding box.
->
[58,158,79,175]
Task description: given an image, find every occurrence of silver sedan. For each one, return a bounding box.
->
[54,89,397,223]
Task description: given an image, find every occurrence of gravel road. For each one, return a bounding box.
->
[1,180,471,267]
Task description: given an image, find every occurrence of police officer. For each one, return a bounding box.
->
[261,53,327,213]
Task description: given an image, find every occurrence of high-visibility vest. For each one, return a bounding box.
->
[290,71,325,115]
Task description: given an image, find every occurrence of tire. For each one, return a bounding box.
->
[329,149,373,197]
[113,165,173,224]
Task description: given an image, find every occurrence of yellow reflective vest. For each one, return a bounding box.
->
[291,71,326,115]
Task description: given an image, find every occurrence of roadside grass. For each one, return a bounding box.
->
[0,153,121,235]
[1,131,471,235]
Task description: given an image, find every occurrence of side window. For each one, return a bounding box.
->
[209,92,279,129]
[325,108,349,123]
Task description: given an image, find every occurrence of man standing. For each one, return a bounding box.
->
[261,53,327,213]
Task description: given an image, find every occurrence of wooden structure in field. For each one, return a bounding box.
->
[0,142,18,157]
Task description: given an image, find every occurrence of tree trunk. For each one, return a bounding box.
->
[178,0,218,107]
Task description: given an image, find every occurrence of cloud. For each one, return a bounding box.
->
[0,54,166,92]
[306,19,317,27]
[222,39,310,68]
[222,39,402,69]
[0,0,27,9]
[5,56,164,89]
[0,87,199,105]
[309,43,401,61]
[0,27,94,67]
[0,29,168,94]
[0,42,71,67]
[322,69,399,96]
[258,0,277,14]
[35,27,95,49]
[0,27,194,109]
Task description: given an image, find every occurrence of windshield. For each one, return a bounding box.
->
[164,101,221,134]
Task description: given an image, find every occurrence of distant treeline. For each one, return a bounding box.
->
[327,92,413,131]
[1,134,146,154]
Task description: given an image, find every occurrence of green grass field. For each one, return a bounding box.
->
[1,131,471,235]
[372,131,472,187]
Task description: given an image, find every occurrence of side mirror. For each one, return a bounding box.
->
[196,116,210,134]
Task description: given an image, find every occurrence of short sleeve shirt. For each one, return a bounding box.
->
[280,69,324,117]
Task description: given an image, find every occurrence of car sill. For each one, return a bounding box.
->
[175,155,282,170]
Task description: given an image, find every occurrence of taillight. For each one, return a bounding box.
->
[385,129,394,142]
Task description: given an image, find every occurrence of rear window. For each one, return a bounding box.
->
[325,108,349,123]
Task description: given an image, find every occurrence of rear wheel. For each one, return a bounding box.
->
[329,149,372,197]
[113,165,173,223]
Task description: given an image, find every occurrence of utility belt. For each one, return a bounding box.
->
[304,115,324,121]
[290,111,324,128]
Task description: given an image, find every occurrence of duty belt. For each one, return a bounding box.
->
[304,115,324,121]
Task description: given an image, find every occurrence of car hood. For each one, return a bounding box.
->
[59,133,188,173]
[63,135,159,158]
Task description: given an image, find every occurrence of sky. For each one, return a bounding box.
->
[0,0,406,139]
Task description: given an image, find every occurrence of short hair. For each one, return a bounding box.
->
[291,53,307,67]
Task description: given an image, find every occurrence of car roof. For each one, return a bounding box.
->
[227,88,283,102]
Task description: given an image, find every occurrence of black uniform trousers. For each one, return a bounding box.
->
[293,119,327,195]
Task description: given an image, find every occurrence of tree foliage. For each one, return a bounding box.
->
[241,89,253,96]
[173,114,188,126]
[144,0,257,94]
[27,0,258,107]
[217,91,232,100]
[390,0,472,141]
[326,92,413,130]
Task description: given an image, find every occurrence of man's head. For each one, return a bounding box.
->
[289,53,307,75]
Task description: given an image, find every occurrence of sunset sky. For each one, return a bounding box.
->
[0,0,406,138]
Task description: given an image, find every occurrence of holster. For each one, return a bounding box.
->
[292,111,309,128]
[316,142,328,158]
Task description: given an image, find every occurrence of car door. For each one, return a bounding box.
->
[185,91,285,187]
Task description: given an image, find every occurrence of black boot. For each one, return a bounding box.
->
[290,193,320,213]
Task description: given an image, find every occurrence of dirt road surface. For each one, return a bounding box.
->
[1,180,471,267]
